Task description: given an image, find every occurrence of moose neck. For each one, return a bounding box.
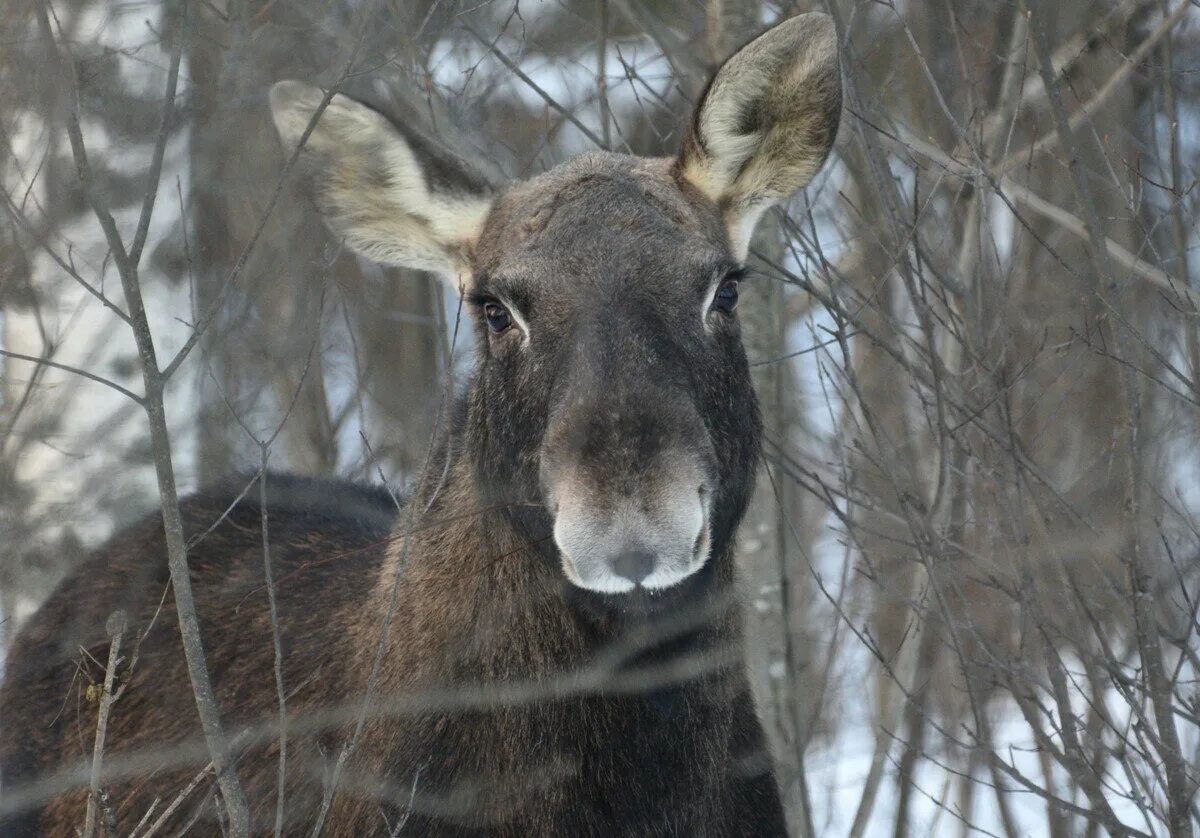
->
[363,389,746,688]
[331,397,755,833]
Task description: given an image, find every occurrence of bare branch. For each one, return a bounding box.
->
[1029,6,1194,834]
[1,191,133,325]
[462,22,608,150]
[81,611,125,838]
[35,1,252,831]
[997,1,1191,178]
[0,348,143,404]
[127,0,188,268]
[888,122,1185,298]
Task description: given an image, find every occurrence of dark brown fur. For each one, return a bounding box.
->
[1,456,778,835]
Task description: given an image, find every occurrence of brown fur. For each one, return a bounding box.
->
[2,459,765,834]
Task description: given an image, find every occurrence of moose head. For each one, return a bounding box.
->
[270,13,841,600]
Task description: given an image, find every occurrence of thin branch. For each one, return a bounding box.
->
[81,610,124,838]
[132,764,212,838]
[596,0,611,149]
[888,122,1184,298]
[127,0,189,267]
[997,0,1191,178]
[159,38,368,382]
[978,0,1151,145]
[1029,6,1194,835]
[0,348,143,404]
[1001,178,1180,297]
[259,462,288,838]
[462,22,608,150]
[308,285,466,838]
[36,1,252,831]
[1,191,132,325]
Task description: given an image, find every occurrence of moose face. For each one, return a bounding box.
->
[270,13,841,596]
[469,154,757,595]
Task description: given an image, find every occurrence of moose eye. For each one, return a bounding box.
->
[483,302,512,335]
[712,279,739,314]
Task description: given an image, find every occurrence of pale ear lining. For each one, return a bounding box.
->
[677,13,842,259]
[268,80,494,285]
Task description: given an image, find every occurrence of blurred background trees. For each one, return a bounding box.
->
[4,0,1200,833]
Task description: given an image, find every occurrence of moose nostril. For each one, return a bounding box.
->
[611,551,655,586]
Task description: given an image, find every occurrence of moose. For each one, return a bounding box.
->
[0,13,841,836]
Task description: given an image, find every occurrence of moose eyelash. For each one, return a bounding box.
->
[464,291,497,308]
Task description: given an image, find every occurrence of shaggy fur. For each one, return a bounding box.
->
[0,466,779,835]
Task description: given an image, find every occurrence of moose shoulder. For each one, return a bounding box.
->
[0,13,840,836]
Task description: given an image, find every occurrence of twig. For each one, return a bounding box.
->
[996,0,1191,178]
[135,765,214,838]
[1155,0,1200,419]
[1000,179,1179,296]
[0,348,143,404]
[596,0,611,150]
[308,283,465,838]
[127,0,189,267]
[128,796,160,838]
[158,32,368,383]
[82,610,126,838]
[977,0,1150,145]
[0,191,132,325]
[386,765,422,837]
[462,22,608,150]
[887,122,1183,298]
[259,456,288,838]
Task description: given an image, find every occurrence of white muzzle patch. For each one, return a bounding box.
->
[551,476,711,594]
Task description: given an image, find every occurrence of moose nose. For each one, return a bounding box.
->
[611,550,655,586]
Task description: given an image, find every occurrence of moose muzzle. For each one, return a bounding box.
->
[544,453,714,595]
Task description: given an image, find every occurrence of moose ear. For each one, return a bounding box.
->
[677,13,841,260]
[269,81,494,286]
